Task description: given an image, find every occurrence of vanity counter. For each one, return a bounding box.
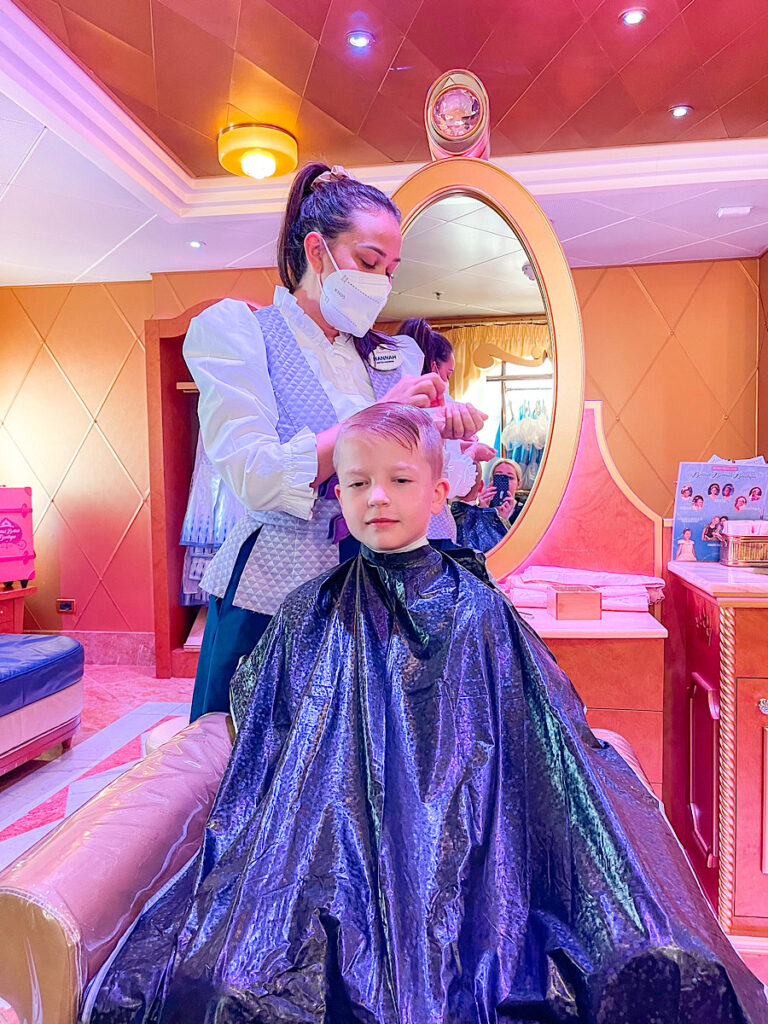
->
[667,560,768,602]
[515,602,666,798]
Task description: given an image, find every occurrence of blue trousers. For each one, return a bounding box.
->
[190,530,362,721]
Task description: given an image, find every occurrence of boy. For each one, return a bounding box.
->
[90,406,764,1023]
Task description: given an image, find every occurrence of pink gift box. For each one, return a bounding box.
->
[0,487,35,585]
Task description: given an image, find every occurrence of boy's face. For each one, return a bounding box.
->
[335,433,449,551]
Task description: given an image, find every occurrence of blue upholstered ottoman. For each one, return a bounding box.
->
[0,635,84,775]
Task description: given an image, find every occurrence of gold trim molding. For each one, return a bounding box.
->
[718,606,737,931]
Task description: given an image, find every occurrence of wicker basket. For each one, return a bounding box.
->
[719,533,768,567]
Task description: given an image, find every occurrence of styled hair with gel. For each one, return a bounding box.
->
[333,403,444,481]
[398,318,453,375]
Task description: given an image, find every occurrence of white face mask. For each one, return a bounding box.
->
[318,237,392,338]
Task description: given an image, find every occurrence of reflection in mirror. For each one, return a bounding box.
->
[380,195,552,539]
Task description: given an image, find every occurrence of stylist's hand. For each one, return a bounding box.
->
[461,440,496,463]
[429,402,487,440]
[380,373,445,408]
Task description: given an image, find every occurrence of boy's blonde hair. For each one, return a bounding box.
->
[333,403,444,480]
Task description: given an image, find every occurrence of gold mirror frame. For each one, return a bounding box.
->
[392,157,585,579]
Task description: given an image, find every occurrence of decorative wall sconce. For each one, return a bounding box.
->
[424,70,490,161]
[217,123,298,179]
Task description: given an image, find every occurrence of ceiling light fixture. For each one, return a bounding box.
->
[716,206,753,218]
[188,240,205,249]
[620,9,646,25]
[217,123,298,180]
[424,70,490,161]
[670,104,692,118]
[347,30,374,49]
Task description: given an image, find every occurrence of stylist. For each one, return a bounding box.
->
[184,163,486,719]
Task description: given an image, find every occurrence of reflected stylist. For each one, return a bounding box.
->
[184,162,486,719]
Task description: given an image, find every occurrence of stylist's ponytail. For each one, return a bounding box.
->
[398,318,453,375]
[277,162,330,291]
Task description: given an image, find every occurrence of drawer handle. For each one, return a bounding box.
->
[759,699,768,715]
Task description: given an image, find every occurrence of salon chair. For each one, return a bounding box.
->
[0,716,647,1024]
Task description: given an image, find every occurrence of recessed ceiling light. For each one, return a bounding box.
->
[189,240,205,249]
[347,30,374,49]
[670,104,692,118]
[620,9,646,26]
[716,206,753,218]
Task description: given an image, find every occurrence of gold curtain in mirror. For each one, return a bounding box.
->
[439,319,552,398]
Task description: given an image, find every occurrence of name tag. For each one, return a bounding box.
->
[368,347,402,371]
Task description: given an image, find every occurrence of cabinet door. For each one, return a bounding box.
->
[734,677,768,922]
[687,671,719,869]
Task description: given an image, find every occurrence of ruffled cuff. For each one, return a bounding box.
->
[280,427,318,520]
[443,443,477,499]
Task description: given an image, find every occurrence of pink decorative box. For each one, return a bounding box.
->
[546,584,602,620]
[0,487,35,585]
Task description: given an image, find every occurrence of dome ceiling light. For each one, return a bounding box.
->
[670,104,692,118]
[217,124,298,180]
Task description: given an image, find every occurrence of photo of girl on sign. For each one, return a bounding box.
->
[673,461,768,562]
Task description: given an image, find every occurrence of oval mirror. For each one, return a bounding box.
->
[389,158,584,579]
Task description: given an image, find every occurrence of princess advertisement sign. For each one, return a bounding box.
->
[673,458,768,562]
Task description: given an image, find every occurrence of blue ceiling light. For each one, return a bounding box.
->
[670,104,692,118]
[620,9,646,26]
[347,30,374,49]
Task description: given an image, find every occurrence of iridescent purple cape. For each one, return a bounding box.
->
[450,500,509,551]
[88,545,765,1023]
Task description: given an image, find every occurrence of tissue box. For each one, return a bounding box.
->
[546,584,602,620]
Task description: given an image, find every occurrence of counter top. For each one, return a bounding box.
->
[667,560,768,601]
[516,606,668,639]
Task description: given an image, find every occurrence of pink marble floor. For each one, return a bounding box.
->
[0,666,193,796]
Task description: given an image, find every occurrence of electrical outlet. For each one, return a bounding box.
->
[56,598,76,614]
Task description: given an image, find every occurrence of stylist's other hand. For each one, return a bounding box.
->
[462,441,496,463]
[380,373,445,409]
[430,402,487,440]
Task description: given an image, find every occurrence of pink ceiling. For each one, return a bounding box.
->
[10,0,768,177]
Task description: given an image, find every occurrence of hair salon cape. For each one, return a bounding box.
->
[87,545,766,1023]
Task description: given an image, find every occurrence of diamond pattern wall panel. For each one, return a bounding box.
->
[0,279,154,633]
[758,251,768,456]
[11,0,768,176]
[575,259,759,518]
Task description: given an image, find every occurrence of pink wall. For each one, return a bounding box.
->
[758,251,768,458]
[0,260,758,633]
[0,269,278,635]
